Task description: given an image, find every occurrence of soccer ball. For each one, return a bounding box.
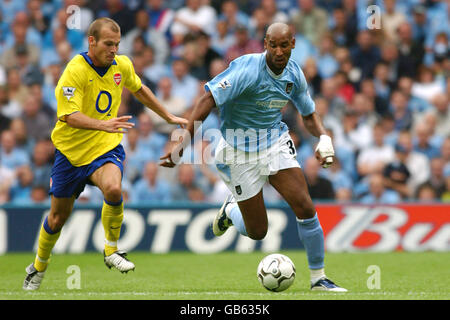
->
[257,253,296,292]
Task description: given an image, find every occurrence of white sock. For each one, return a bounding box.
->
[310,268,326,285]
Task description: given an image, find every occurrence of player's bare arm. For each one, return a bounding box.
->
[132,84,188,127]
[302,112,335,168]
[159,91,216,168]
[65,111,135,133]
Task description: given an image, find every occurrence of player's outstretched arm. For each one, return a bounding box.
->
[302,112,335,168]
[159,91,216,168]
[65,112,135,133]
[132,84,188,127]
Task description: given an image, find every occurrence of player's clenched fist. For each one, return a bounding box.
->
[315,135,335,168]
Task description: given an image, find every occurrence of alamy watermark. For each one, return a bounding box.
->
[66,265,81,289]
[366,5,382,30]
[366,265,381,290]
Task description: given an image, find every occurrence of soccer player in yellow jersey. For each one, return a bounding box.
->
[23,18,187,290]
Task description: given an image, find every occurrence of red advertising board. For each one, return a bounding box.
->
[317,204,450,252]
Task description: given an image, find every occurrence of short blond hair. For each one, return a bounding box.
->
[87,18,120,41]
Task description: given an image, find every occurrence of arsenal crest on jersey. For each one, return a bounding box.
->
[114,73,121,85]
[285,82,293,94]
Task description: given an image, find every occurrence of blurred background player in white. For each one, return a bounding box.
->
[161,22,346,292]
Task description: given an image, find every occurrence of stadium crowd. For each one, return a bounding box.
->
[0,0,449,205]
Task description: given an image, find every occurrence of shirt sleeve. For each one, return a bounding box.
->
[55,67,84,121]
[291,64,315,116]
[123,55,142,93]
[204,56,253,107]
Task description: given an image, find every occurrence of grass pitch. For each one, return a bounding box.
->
[0,251,449,300]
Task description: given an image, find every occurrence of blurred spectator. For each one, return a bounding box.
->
[350,30,380,80]
[211,19,236,57]
[225,24,263,64]
[373,62,392,101]
[260,0,289,24]
[136,112,167,158]
[170,58,199,108]
[122,127,154,184]
[30,140,52,191]
[5,67,29,111]
[381,0,406,43]
[396,129,430,193]
[21,94,53,142]
[145,0,175,38]
[442,166,450,202]
[301,58,321,96]
[9,117,33,154]
[30,185,50,204]
[131,162,172,203]
[413,121,441,159]
[423,93,450,138]
[397,76,430,114]
[416,157,446,199]
[411,65,444,102]
[379,41,399,84]
[319,77,346,119]
[351,92,379,128]
[303,156,335,200]
[337,108,372,153]
[440,136,450,165]
[357,122,395,178]
[360,78,389,116]
[121,10,169,64]
[390,90,413,132]
[97,0,134,35]
[170,0,217,45]
[1,12,41,69]
[330,7,357,47]
[171,163,207,202]
[209,58,227,79]
[0,163,14,204]
[415,183,437,201]
[41,63,62,112]
[334,71,354,104]
[9,165,33,204]
[0,129,29,170]
[183,40,209,81]
[195,31,222,78]
[396,22,425,79]
[320,157,353,198]
[142,46,170,85]
[151,76,187,135]
[291,0,328,46]
[410,4,427,45]
[316,33,339,79]
[248,7,269,45]
[219,0,250,33]
[383,143,411,199]
[361,173,401,204]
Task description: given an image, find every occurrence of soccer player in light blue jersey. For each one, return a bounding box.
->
[161,23,346,292]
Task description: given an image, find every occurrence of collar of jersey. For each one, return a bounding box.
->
[80,52,117,77]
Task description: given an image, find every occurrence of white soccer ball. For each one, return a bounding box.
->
[257,253,296,292]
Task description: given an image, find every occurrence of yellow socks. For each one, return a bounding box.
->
[101,198,124,256]
[34,217,61,272]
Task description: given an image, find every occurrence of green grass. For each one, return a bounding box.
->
[0,251,449,300]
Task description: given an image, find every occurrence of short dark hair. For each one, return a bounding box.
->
[87,18,120,41]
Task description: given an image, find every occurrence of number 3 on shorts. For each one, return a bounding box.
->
[286,138,296,156]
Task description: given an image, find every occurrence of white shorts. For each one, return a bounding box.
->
[214,131,300,201]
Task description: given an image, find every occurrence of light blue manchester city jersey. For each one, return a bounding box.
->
[205,52,315,152]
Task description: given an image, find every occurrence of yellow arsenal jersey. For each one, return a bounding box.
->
[51,52,142,166]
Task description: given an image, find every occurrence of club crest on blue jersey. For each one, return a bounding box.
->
[218,79,231,89]
[285,82,293,94]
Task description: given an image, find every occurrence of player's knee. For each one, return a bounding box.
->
[247,228,267,241]
[103,183,122,202]
[294,197,316,220]
[47,213,67,232]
